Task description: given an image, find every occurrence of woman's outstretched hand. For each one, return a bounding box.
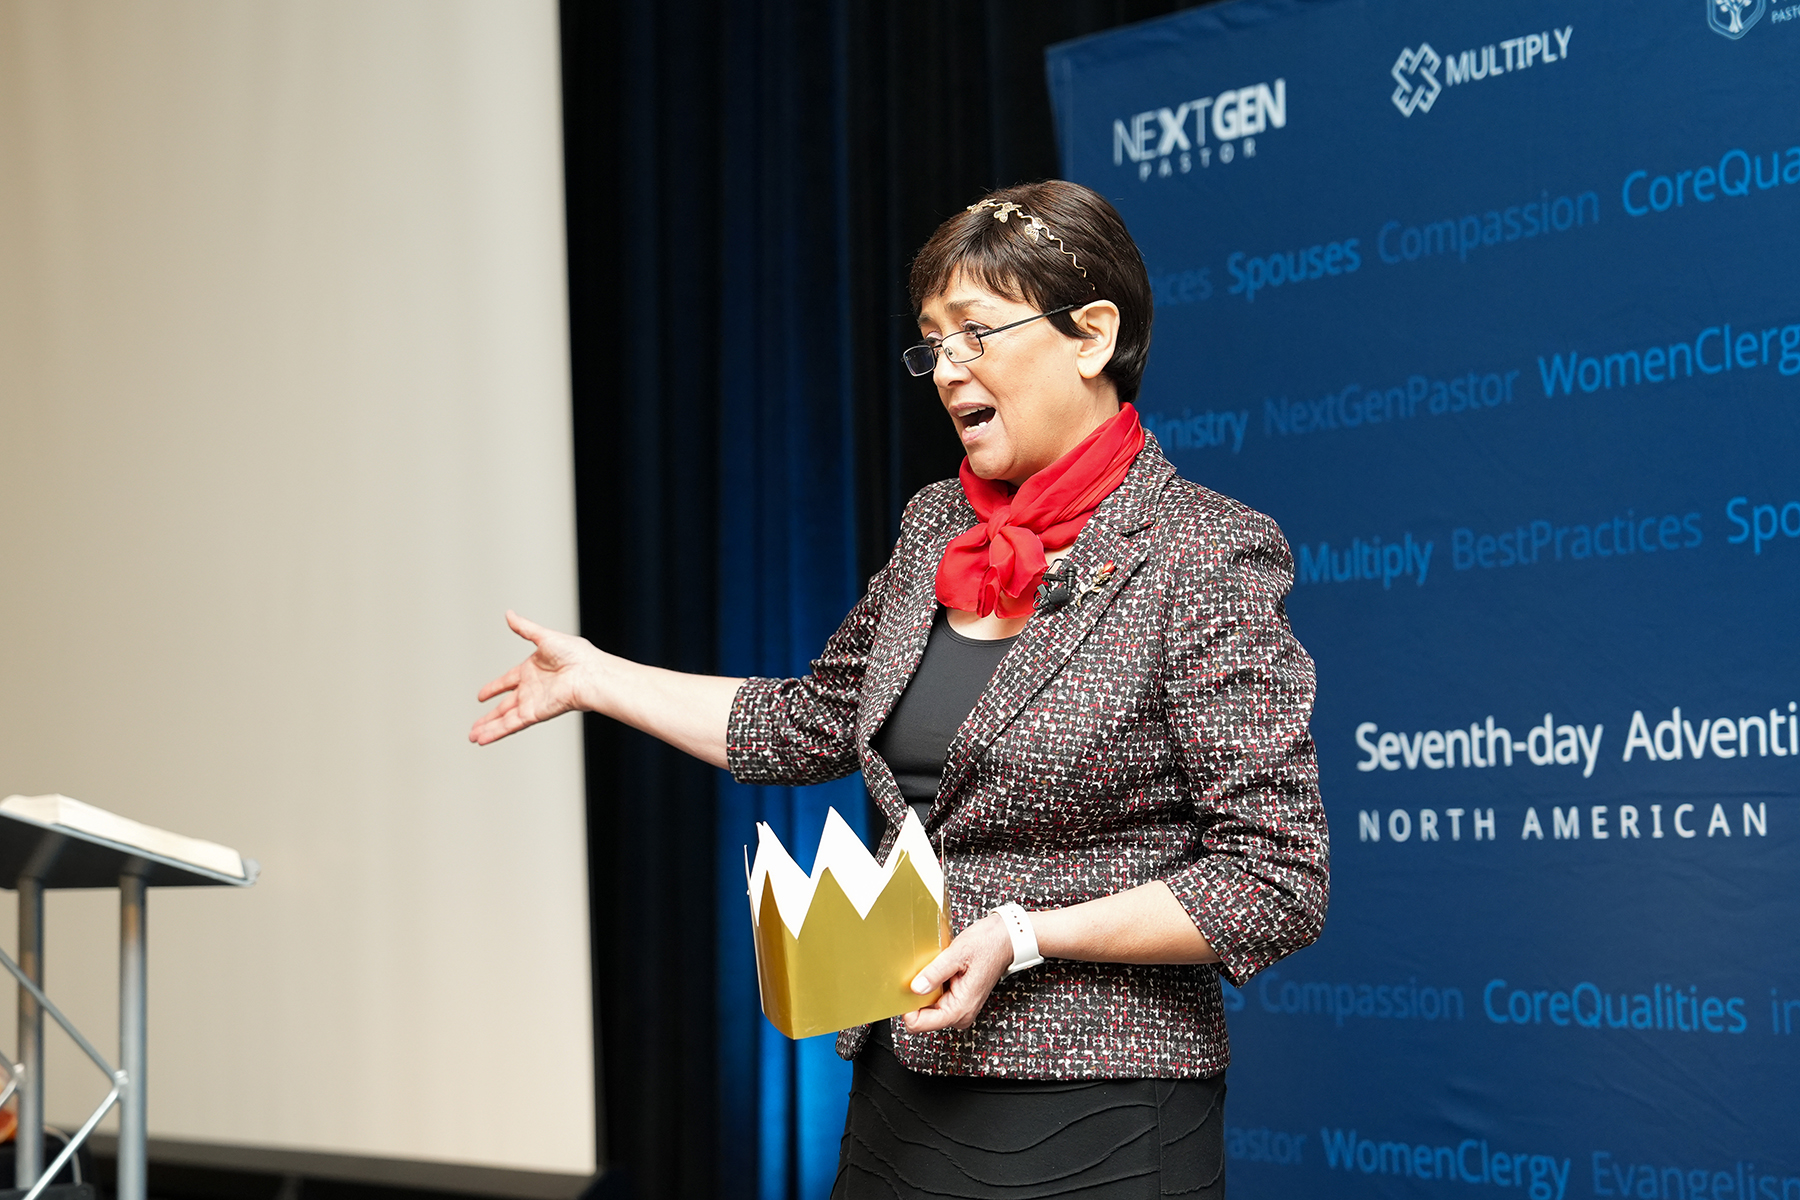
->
[469,611,598,745]
[900,915,1015,1033]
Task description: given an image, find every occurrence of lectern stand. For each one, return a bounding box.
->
[0,804,257,1200]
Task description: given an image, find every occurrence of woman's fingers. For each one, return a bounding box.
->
[901,946,971,1032]
[902,968,982,1032]
[475,664,523,704]
[504,613,585,676]
[910,944,967,995]
[468,695,520,744]
[901,916,1014,1032]
[506,609,550,644]
[471,677,569,745]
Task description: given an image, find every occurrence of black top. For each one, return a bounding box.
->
[871,608,1017,825]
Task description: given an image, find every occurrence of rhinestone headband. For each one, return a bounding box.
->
[966,199,1090,280]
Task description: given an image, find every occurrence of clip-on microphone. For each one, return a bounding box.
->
[1037,559,1074,611]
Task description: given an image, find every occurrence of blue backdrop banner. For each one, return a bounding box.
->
[1048,2,1799,1195]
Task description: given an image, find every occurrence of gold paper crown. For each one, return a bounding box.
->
[747,808,950,1040]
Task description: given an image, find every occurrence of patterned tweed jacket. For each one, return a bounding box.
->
[726,436,1328,1079]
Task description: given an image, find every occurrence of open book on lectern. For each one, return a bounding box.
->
[746,808,950,1040]
[0,793,253,881]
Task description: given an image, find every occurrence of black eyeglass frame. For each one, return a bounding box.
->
[901,303,1083,377]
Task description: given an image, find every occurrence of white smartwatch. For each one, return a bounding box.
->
[991,903,1045,974]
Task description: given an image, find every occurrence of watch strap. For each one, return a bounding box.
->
[992,902,1045,974]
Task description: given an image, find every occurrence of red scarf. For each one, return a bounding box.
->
[936,404,1145,618]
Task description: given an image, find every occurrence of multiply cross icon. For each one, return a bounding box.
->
[1390,43,1443,117]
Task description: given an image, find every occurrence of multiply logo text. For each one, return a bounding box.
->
[1390,27,1573,117]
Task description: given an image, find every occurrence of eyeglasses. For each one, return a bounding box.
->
[901,304,1081,377]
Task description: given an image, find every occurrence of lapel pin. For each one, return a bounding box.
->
[1076,560,1117,606]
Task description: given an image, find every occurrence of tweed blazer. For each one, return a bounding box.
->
[726,436,1328,1079]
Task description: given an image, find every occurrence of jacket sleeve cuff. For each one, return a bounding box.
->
[724,675,862,785]
[1162,853,1328,989]
[725,676,787,783]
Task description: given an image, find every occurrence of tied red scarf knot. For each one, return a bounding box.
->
[935,404,1145,618]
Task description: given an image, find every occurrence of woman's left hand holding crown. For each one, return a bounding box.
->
[901,915,1015,1033]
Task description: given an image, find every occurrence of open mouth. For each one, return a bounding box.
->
[958,406,996,433]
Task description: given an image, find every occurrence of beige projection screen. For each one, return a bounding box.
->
[0,0,596,1176]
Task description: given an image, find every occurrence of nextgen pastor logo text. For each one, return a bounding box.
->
[1112,79,1286,180]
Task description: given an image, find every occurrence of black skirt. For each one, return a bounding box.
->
[832,1023,1226,1199]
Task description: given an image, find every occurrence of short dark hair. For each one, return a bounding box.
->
[909,180,1154,404]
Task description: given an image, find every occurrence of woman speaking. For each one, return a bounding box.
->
[471,180,1329,1197]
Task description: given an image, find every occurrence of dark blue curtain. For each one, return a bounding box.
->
[560,3,1210,1197]
[712,5,867,1198]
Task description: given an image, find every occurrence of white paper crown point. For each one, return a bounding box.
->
[812,806,883,914]
[746,807,944,938]
[748,820,810,932]
[890,809,943,904]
